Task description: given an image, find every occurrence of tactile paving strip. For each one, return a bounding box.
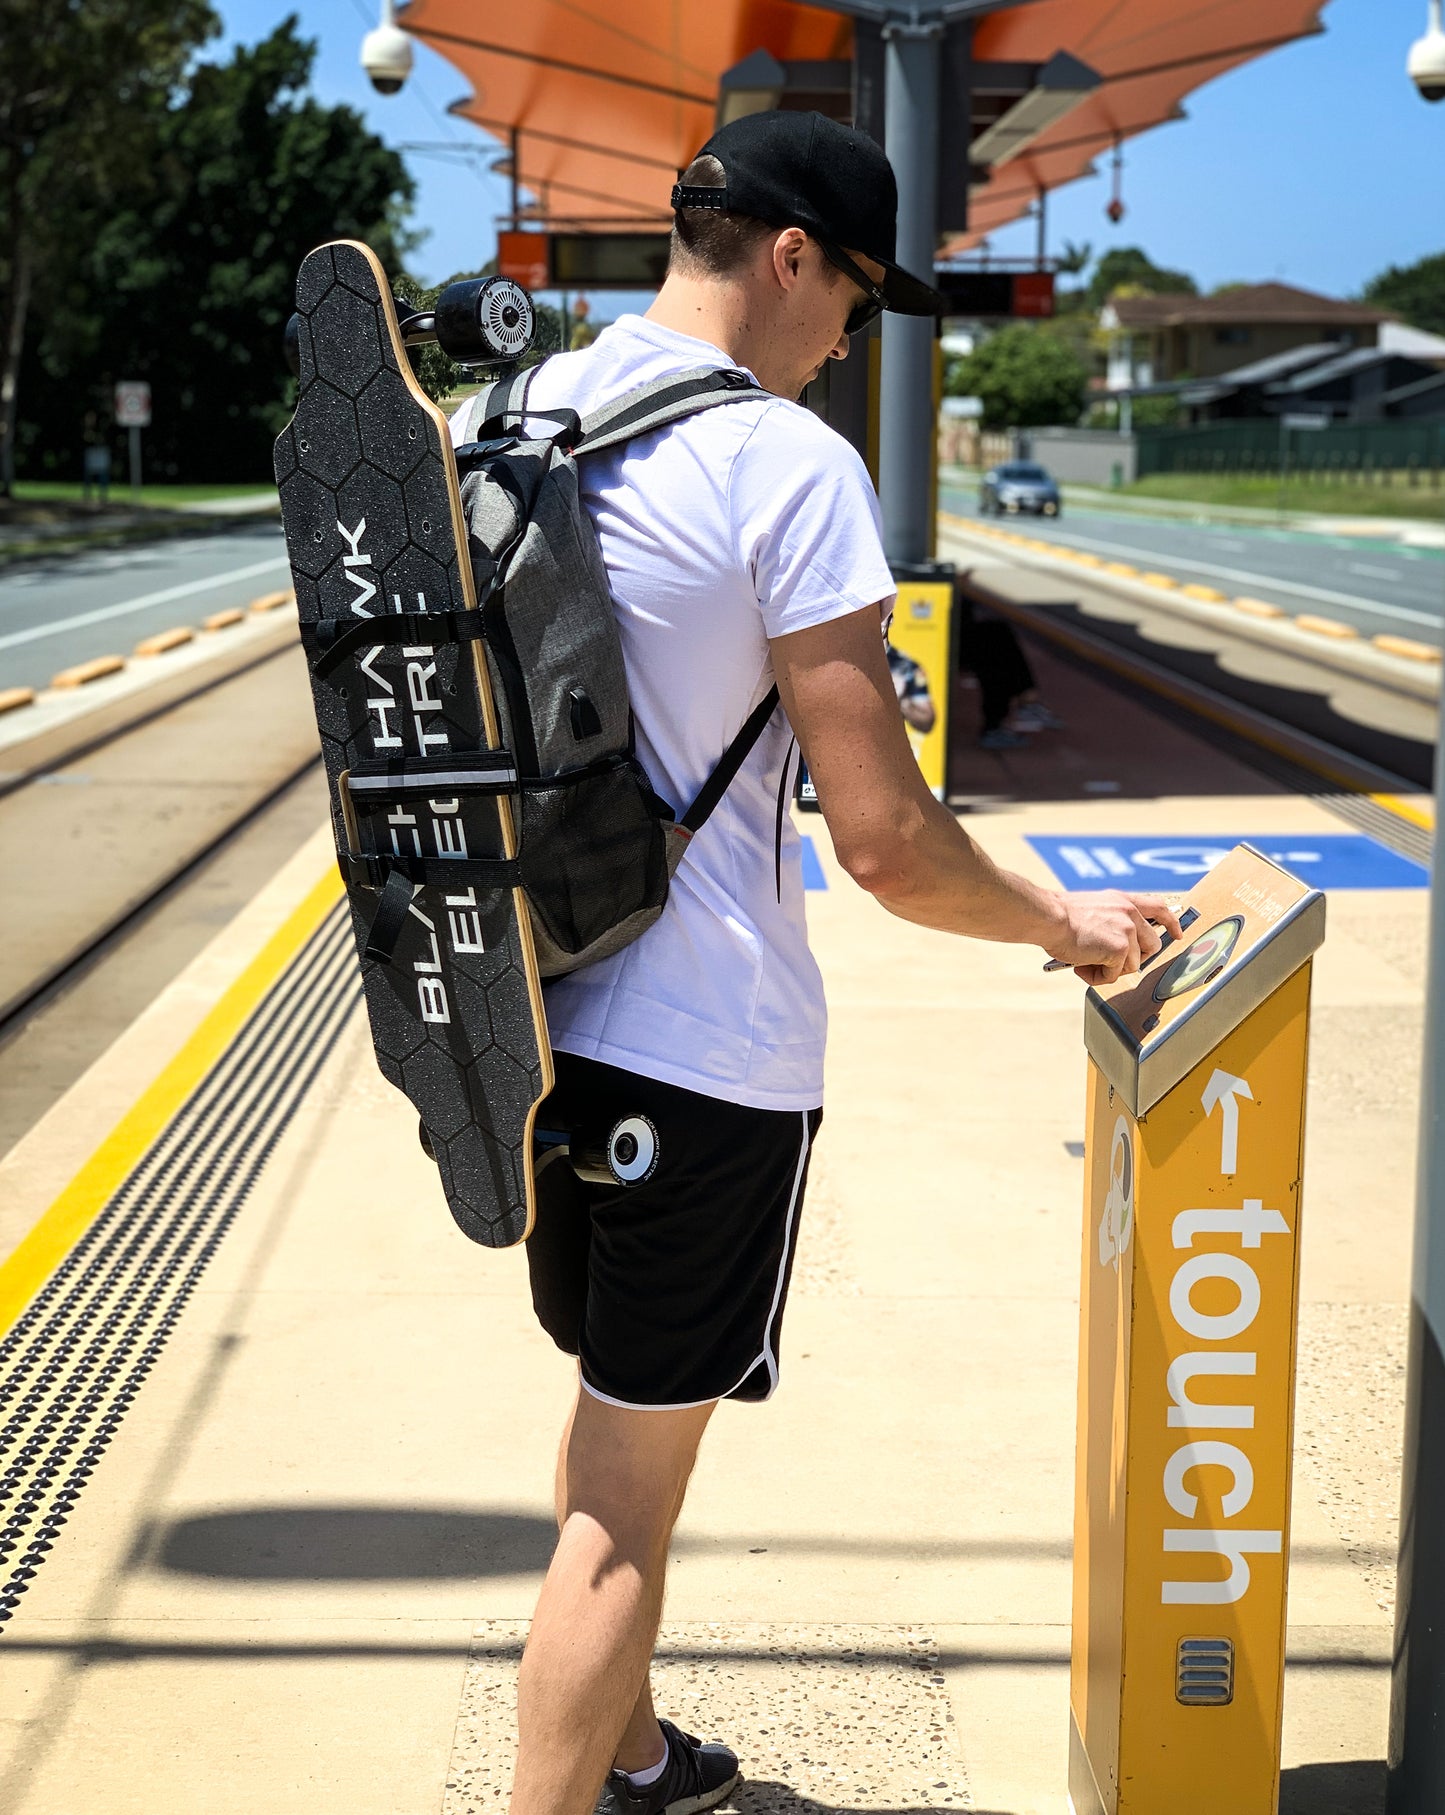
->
[0,906,357,1630]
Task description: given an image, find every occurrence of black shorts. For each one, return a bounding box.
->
[527,1052,822,1409]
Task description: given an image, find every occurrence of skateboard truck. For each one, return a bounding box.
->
[283,273,535,379]
[417,1114,660,1190]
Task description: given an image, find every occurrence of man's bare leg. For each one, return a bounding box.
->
[548,1395,701,1776]
[512,1384,715,1815]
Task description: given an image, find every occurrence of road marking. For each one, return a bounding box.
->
[1349,563,1403,583]
[969,523,1442,633]
[0,555,289,651]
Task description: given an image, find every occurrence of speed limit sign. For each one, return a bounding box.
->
[114,380,151,428]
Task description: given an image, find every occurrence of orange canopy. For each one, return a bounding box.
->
[958,0,1328,246]
[402,0,1327,245]
[403,0,851,224]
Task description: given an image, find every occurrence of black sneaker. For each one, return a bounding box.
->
[596,1719,739,1815]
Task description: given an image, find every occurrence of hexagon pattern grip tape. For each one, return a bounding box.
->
[273,239,552,1247]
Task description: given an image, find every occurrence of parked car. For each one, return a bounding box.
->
[979,461,1062,518]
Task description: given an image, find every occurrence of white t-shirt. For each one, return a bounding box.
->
[449,314,894,1111]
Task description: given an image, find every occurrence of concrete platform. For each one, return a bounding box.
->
[0,644,1418,1814]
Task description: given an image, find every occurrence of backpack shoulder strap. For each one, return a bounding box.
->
[465,361,542,441]
[573,366,767,457]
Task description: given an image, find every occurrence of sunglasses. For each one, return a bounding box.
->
[817,239,888,336]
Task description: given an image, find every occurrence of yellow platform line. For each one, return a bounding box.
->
[0,866,344,1342]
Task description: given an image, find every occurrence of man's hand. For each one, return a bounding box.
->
[1046,893,1185,987]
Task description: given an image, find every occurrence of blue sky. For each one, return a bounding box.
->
[215,0,1443,300]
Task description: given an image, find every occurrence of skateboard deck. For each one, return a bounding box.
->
[274,238,552,1247]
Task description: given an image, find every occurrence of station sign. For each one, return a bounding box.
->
[550,233,671,290]
[497,231,550,293]
[887,579,953,799]
[934,269,1055,319]
[1026,833,1426,893]
[496,231,674,293]
[114,380,151,428]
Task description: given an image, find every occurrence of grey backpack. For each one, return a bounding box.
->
[448,361,779,977]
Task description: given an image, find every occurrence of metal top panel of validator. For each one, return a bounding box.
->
[1084,843,1326,1118]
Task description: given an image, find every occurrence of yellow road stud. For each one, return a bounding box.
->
[1181,583,1227,603]
[1293,613,1358,640]
[1105,561,1138,577]
[1140,572,1178,589]
[1234,598,1285,619]
[1071,845,1324,1815]
[51,655,125,688]
[1372,633,1441,663]
[134,626,195,656]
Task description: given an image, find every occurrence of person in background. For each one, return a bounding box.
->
[955,584,1063,750]
[569,297,597,352]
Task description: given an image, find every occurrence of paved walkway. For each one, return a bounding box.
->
[0,646,1415,1813]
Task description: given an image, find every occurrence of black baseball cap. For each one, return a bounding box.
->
[671,110,944,318]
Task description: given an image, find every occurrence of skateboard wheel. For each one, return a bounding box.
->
[435,276,535,365]
[607,1115,658,1185]
[570,1114,659,1187]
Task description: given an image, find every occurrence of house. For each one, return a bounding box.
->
[1100,282,1391,390]
[1177,329,1445,423]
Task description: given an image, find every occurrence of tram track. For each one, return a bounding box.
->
[952,568,1436,869]
[0,635,321,1040]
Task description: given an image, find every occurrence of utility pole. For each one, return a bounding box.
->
[1389,709,1445,1812]
[878,16,941,569]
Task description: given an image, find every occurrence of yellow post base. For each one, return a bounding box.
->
[1070,960,1312,1815]
[888,579,952,798]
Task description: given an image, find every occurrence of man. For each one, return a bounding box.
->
[799,641,930,808]
[451,109,1180,1815]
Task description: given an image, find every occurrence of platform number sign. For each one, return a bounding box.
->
[114,380,152,428]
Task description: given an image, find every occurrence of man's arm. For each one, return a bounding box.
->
[771,606,1181,984]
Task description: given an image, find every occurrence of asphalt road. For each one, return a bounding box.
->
[939,485,1445,646]
[0,519,290,693]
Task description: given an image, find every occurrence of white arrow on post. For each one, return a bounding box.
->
[1202,1070,1253,1174]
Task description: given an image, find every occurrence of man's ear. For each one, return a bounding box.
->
[772,227,808,294]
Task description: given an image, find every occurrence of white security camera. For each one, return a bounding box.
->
[1408,0,1445,101]
[361,0,412,96]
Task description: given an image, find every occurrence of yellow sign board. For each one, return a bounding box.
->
[1071,846,1322,1814]
[888,581,952,799]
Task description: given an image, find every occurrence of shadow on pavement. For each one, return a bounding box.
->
[145,1504,1392,1583]
[730,1787,975,1815]
[150,1506,559,1579]
[1279,1758,1386,1815]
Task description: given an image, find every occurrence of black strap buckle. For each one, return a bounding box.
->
[300,609,486,680]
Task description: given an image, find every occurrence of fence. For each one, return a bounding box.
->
[1134,418,1445,486]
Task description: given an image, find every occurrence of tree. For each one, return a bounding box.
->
[945,324,1089,431]
[1361,251,1445,338]
[0,0,217,492]
[1086,246,1197,314]
[20,21,420,482]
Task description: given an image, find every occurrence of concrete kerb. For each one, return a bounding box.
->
[0,591,296,721]
[941,517,1442,705]
[0,605,299,781]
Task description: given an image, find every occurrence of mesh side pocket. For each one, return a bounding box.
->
[521,760,670,976]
